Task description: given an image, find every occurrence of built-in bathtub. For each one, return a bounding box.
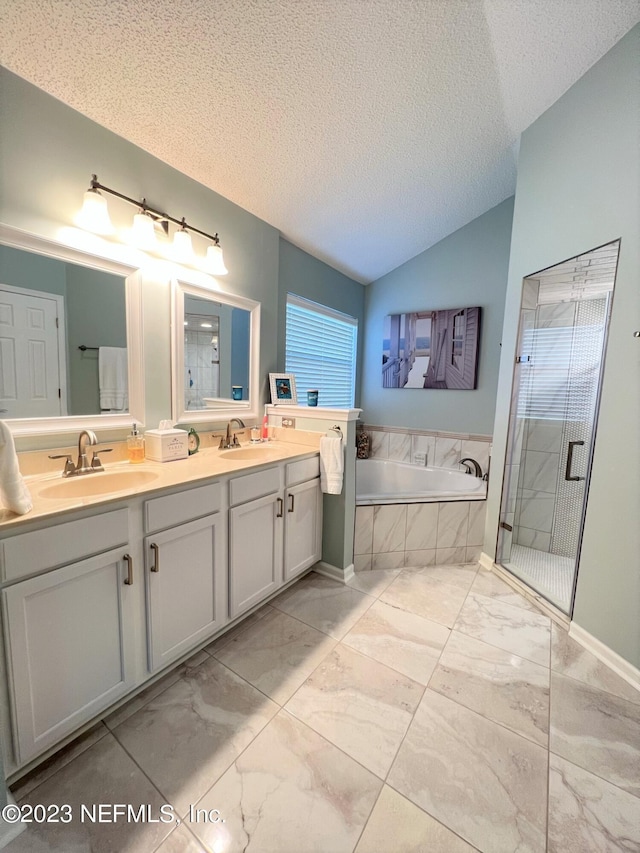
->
[356,458,485,505]
[354,458,487,570]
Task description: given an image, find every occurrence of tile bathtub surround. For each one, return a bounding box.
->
[354,498,486,569]
[8,566,640,853]
[364,425,491,472]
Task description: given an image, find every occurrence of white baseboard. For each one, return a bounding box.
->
[479,551,494,571]
[569,623,640,694]
[313,561,355,584]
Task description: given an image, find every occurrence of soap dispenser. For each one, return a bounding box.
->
[127,423,145,463]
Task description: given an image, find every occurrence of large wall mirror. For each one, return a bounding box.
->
[0,225,144,435]
[171,279,260,424]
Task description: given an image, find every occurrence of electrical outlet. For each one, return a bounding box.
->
[282,418,296,428]
[413,451,427,466]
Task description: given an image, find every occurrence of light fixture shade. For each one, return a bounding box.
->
[131,212,157,251]
[75,189,113,234]
[205,243,228,275]
[172,227,193,263]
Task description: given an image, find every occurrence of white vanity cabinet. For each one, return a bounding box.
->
[1,510,134,764]
[144,483,226,672]
[228,456,322,616]
[229,467,284,618]
[283,456,322,582]
[284,478,322,581]
[0,449,322,774]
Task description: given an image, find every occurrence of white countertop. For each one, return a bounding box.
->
[0,441,320,529]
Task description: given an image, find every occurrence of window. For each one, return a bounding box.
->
[516,324,605,421]
[451,310,465,370]
[285,294,357,408]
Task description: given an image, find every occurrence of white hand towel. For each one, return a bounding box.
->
[0,421,32,515]
[320,434,344,495]
[99,347,128,411]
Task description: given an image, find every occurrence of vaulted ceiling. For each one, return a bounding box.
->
[1,1,639,283]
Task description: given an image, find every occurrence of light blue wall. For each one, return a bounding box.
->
[277,238,365,405]
[360,197,514,435]
[485,25,640,668]
[0,245,66,296]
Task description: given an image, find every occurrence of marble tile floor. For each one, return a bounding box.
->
[6,564,640,852]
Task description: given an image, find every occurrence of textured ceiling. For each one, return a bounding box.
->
[1,1,639,283]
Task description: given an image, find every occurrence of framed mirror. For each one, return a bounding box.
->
[171,279,260,424]
[0,225,144,435]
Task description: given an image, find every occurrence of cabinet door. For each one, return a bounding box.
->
[2,548,135,764]
[229,492,283,618]
[145,513,226,672]
[284,478,322,582]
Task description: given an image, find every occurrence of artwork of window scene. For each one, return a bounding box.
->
[382,306,481,390]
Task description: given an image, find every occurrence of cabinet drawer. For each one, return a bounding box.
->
[1,509,129,583]
[229,467,282,506]
[145,482,221,533]
[286,455,320,486]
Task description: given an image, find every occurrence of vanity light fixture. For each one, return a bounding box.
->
[130,210,158,251]
[75,187,114,235]
[172,219,193,263]
[76,175,228,274]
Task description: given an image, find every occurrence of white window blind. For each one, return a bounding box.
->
[516,324,604,421]
[286,294,357,408]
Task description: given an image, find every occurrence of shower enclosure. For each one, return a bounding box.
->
[497,241,620,614]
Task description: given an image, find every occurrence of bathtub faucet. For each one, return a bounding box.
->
[460,457,483,478]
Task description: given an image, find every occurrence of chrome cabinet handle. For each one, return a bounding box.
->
[150,542,160,572]
[288,494,295,513]
[565,440,585,481]
[276,498,283,518]
[123,554,134,585]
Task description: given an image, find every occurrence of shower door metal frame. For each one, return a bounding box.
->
[496,239,621,616]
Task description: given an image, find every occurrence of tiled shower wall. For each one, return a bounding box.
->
[362,426,491,475]
[509,297,608,556]
[354,499,487,570]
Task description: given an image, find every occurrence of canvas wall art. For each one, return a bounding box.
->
[382,306,480,390]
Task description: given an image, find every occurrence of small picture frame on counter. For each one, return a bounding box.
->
[269,373,297,405]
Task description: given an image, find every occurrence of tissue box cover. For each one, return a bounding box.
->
[145,429,188,462]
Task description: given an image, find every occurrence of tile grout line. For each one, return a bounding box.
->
[93,731,182,841]
[349,782,386,853]
[150,821,204,853]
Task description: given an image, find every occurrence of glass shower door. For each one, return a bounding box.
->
[497,242,619,614]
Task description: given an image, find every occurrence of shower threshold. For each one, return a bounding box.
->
[502,544,574,613]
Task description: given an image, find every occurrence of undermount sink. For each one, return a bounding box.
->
[219,445,280,461]
[38,469,161,500]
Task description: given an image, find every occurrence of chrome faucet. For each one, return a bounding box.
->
[220,418,246,449]
[48,429,112,477]
[460,457,483,478]
[76,430,99,474]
